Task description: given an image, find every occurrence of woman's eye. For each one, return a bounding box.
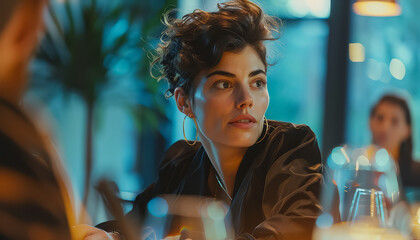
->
[214,81,232,89]
[252,79,267,88]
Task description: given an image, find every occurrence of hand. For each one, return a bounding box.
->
[72,224,120,240]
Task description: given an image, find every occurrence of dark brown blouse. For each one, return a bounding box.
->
[102,120,323,239]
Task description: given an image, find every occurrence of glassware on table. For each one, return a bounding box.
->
[142,195,234,240]
[313,145,412,240]
[347,188,387,227]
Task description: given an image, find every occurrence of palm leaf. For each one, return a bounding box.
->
[32,0,176,211]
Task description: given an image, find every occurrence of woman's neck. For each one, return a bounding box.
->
[388,146,400,162]
[201,140,247,196]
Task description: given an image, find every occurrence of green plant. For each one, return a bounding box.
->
[32,0,175,210]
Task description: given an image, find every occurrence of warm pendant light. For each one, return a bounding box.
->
[353,0,401,17]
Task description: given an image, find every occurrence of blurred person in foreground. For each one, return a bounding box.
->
[0,0,74,239]
[370,94,420,188]
[76,0,323,239]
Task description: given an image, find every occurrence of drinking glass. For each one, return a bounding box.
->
[347,188,387,227]
[313,145,412,240]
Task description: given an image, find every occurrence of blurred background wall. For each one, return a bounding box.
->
[24,0,420,224]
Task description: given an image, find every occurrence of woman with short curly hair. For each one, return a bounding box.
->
[78,1,323,239]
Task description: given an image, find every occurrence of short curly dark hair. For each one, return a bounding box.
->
[151,0,281,98]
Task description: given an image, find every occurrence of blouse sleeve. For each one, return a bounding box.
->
[240,124,323,240]
[97,140,200,233]
[127,140,200,222]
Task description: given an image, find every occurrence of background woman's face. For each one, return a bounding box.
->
[191,45,269,148]
[370,101,410,151]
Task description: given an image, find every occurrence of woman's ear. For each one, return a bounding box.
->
[174,87,193,116]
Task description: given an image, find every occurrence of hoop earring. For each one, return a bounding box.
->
[255,116,268,144]
[183,115,198,146]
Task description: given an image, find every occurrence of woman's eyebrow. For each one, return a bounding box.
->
[249,69,266,77]
[206,69,266,78]
[206,70,235,78]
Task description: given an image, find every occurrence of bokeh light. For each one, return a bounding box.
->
[305,0,330,18]
[316,213,333,229]
[349,43,365,62]
[332,147,347,165]
[389,58,406,80]
[375,148,390,172]
[356,155,370,167]
[147,197,168,218]
[207,202,226,221]
[366,58,382,81]
[287,0,309,18]
[353,2,401,17]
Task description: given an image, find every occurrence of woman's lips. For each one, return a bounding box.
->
[229,121,256,129]
[229,114,257,129]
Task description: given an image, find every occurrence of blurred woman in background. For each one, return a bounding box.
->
[370,94,420,187]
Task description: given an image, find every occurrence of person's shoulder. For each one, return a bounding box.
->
[263,120,321,165]
[159,140,202,170]
[0,132,70,238]
[0,130,34,175]
[153,141,203,194]
[267,120,316,142]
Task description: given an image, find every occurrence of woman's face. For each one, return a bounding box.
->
[190,45,269,148]
[369,101,410,151]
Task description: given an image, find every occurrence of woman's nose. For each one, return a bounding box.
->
[381,119,392,130]
[236,86,253,110]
